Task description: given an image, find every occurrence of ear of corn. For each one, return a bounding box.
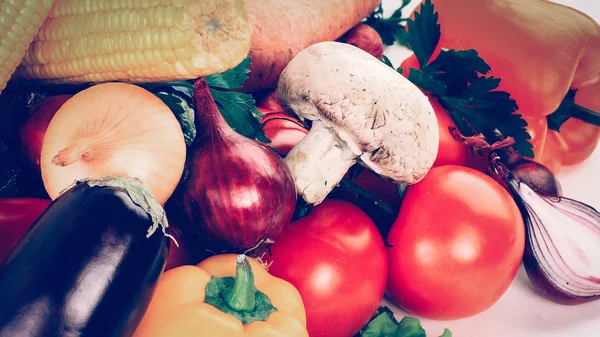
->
[0,0,55,92]
[14,0,252,85]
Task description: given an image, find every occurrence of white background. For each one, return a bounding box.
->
[380,0,600,336]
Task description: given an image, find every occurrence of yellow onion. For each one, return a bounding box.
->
[41,83,186,204]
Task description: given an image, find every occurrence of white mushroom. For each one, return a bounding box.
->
[277,41,439,205]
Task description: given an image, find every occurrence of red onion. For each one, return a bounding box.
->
[502,169,600,304]
[449,127,562,197]
[452,128,598,304]
[182,78,297,251]
[496,145,562,197]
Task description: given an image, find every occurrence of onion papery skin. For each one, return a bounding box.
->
[40,83,186,205]
[510,179,600,304]
[507,160,562,197]
[182,79,297,251]
[497,147,562,197]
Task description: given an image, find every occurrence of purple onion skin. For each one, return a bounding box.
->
[182,79,297,251]
[498,148,562,197]
[508,160,562,197]
[522,238,596,305]
[506,178,600,305]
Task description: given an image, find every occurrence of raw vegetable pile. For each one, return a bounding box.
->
[1,0,600,336]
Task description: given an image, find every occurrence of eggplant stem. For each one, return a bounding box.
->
[79,176,176,245]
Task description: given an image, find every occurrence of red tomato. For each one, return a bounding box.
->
[256,89,287,113]
[0,198,51,263]
[163,225,192,272]
[264,200,388,337]
[259,111,308,155]
[19,95,72,169]
[400,57,468,168]
[399,51,441,75]
[429,97,468,167]
[386,166,524,320]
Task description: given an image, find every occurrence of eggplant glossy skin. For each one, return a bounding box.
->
[0,183,169,337]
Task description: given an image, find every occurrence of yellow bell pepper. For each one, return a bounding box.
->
[132,254,308,337]
[409,0,600,173]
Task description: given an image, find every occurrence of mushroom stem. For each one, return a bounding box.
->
[284,121,357,205]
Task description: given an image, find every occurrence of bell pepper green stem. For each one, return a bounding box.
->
[547,89,600,131]
[571,103,600,127]
[224,255,257,312]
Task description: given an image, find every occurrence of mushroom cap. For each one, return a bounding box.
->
[277,41,439,185]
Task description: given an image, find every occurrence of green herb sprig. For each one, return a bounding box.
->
[355,306,451,337]
[364,1,412,48]
[399,0,534,157]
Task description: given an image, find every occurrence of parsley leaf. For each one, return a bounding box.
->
[205,57,252,90]
[395,28,411,50]
[210,89,266,142]
[402,0,534,157]
[364,1,412,47]
[141,57,266,142]
[437,76,532,156]
[381,55,395,69]
[495,112,532,156]
[546,89,600,132]
[426,49,490,92]
[206,57,266,141]
[407,69,447,96]
[355,306,452,337]
[439,329,453,337]
[358,307,398,337]
[396,317,426,337]
[406,0,440,69]
[154,92,196,146]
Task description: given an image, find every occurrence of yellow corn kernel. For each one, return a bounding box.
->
[14,0,252,84]
[0,0,55,92]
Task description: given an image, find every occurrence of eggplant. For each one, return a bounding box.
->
[0,178,170,337]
